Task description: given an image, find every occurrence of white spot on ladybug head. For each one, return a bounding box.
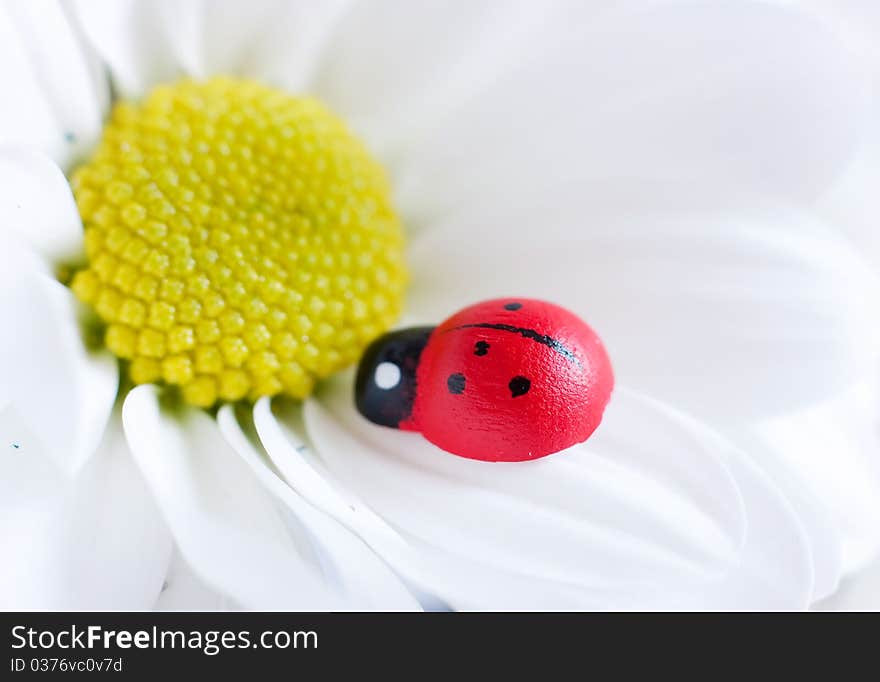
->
[374,361,401,390]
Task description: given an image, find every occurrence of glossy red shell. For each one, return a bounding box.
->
[401,298,614,461]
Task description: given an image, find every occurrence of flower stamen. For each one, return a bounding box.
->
[70,77,406,407]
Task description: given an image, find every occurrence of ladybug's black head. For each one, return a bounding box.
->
[355,326,435,428]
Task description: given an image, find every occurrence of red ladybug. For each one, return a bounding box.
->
[355,298,614,462]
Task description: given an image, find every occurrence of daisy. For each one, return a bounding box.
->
[1,0,878,610]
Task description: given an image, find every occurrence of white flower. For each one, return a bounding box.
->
[0,0,878,610]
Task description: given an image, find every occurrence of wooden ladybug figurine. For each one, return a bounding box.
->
[355,298,614,462]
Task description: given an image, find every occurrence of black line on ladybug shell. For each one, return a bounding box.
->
[447,323,581,366]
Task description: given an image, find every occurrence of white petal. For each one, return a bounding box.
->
[254,397,414,559]
[313,0,568,155]
[150,0,284,79]
[816,81,880,271]
[152,0,352,91]
[795,0,880,63]
[121,384,347,610]
[245,0,355,93]
[726,443,842,602]
[70,0,352,97]
[67,0,182,98]
[217,404,421,610]
[254,397,447,606]
[0,257,118,474]
[53,412,173,609]
[0,405,171,609]
[750,382,880,573]
[397,452,816,611]
[280,374,796,608]
[658,455,814,609]
[0,403,68,610]
[407,195,880,425]
[429,457,813,609]
[394,1,870,223]
[0,0,107,167]
[0,148,84,263]
[816,554,880,611]
[0,11,57,160]
[155,549,234,611]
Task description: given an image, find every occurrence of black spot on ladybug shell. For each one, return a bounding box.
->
[447,373,466,394]
[509,376,530,397]
[474,341,490,356]
[504,302,522,311]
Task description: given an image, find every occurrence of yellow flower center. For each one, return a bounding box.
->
[70,77,406,407]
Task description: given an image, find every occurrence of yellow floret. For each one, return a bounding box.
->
[71,77,406,406]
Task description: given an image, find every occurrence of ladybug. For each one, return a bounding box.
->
[355,298,614,462]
